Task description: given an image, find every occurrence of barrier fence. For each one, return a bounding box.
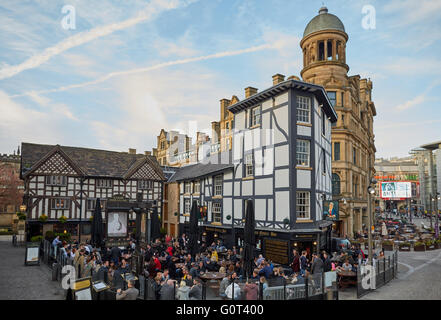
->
[357,251,398,298]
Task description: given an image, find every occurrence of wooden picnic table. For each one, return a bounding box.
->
[199,272,226,282]
[336,270,357,289]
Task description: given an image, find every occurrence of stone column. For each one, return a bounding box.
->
[332,39,336,60]
[324,40,328,61]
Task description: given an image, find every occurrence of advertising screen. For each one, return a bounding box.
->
[381,181,412,198]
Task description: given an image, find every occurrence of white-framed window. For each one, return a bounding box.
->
[212,202,222,223]
[296,139,310,166]
[87,199,107,211]
[184,182,192,194]
[50,198,70,210]
[296,192,310,219]
[194,180,200,194]
[250,106,261,127]
[96,179,112,188]
[296,96,311,123]
[245,153,254,177]
[214,175,223,196]
[138,180,153,190]
[46,176,67,186]
[327,91,336,107]
[184,198,191,213]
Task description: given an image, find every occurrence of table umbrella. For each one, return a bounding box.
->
[150,206,161,243]
[243,199,256,279]
[91,198,104,249]
[188,200,200,258]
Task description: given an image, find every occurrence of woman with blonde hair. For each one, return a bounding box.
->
[176,280,190,300]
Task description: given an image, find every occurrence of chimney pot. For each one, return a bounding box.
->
[287,75,301,81]
[245,87,258,98]
[272,74,285,85]
[129,148,136,154]
[144,151,152,156]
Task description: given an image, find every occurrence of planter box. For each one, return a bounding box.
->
[426,244,436,251]
[414,245,426,252]
[382,244,394,251]
[399,246,411,252]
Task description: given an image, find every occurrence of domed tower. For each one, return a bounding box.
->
[300,6,349,85]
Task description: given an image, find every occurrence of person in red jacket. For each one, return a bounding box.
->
[153,254,162,271]
[290,249,300,274]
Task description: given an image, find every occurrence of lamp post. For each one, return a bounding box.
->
[435,193,440,239]
[367,179,377,265]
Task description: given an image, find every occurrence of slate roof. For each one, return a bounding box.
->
[168,151,234,182]
[21,142,165,180]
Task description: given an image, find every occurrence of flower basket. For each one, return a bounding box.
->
[59,215,68,224]
[38,214,48,223]
[399,242,411,252]
[425,240,436,250]
[382,240,394,251]
[17,212,27,221]
[413,242,426,252]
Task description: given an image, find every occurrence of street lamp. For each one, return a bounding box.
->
[367,177,377,265]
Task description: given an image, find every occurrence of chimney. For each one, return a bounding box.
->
[144,151,151,156]
[245,87,258,98]
[128,148,136,154]
[220,98,231,120]
[287,75,301,81]
[272,74,285,85]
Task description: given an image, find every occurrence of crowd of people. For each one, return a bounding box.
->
[50,233,355,300]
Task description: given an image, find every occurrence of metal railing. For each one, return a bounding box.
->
[357,251,398,298]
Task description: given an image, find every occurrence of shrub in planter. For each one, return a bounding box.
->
[425,239,436,250]
[399,242,411,251]
[17,212,27,221]
[39,214,48,223]
[382,240,394,251]
[55,232,71,242]
[58,215,68,224]
[413,241,426,252]
[31,235,43,243]
[45,230,55,241]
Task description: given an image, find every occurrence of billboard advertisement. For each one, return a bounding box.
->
[381,181,412,199]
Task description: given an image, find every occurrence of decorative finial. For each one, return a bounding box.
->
[319,6,328,14]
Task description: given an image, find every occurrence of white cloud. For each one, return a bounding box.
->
[383,0,441,27]
[10,43,273,98]
[394,94,426,111]
[0,0,195,80]
[0,90,70,152]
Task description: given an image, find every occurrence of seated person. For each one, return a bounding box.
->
[338,259,352,272]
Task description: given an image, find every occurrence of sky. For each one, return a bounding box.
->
[0,0,440,159]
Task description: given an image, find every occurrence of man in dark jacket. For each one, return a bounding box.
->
[323,252,332,272]
[97,260,109,283]
[188,278,202,300]
[311,253,324,274]
[299,251,308,276]
[110,246,121,265]
[159,280,176,300]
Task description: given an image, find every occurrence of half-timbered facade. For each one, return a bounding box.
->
[20,143,165,240]
[171,76,337,262]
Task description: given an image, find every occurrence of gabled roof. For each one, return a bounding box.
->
[21,142,165,180]
[228,79,338,122]
[168,163,233,182]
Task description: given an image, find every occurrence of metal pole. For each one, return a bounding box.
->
[79,178,84,244]
[430,194,433,229]
[367,185,373,264]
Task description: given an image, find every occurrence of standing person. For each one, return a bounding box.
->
[176,281,190,300]
[159,279,176,300]
[290,249,300,275]
[243,279,259,300]
[188,278,203,300]
[219,273,231,299]
[323,252,332,272]
[300,251,308,276]
[110,246,121,265]
[311,253,324,275]
[116,280,139,300]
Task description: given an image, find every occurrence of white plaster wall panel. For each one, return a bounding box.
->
[224,172,232,180]
[180,183,184,193]
[38,183,44,189]
[268,199,273,221]
[254,150,263,176]
[274,144,289,167]
[234,199,242,219]
[297,125,311,136]
[255,178,273,195]
[205,187,210,196]
[297,170,311,189]
[180,196,183,213]
[274,105,289,133]
[242,180,253,196]
[236,164,243,179]
[253,129,261,150]
[233,132,243,162]
[208,202,212,222]
[68,177,74,184]
[262,99,272,111]
[38,201,43,219]
[244,130,253,151]
[255,199,266,221]
[275,169,290,188]
[223,198,232,224]
[274,125,287,144]
[261,113,272,146]
[224,182,232,196]
[37,189,44,196]
[275,191,289,222]
[234,182,241,196]
[235,111,246,130]
[263,147,274,176]
[275,92,288,106]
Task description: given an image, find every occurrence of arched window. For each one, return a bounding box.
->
[332,173,341,196]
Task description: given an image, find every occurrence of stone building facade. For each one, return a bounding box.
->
[300,7,377,237]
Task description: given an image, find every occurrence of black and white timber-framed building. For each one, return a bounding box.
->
[20,143,165,242]
[171,78,338,264]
